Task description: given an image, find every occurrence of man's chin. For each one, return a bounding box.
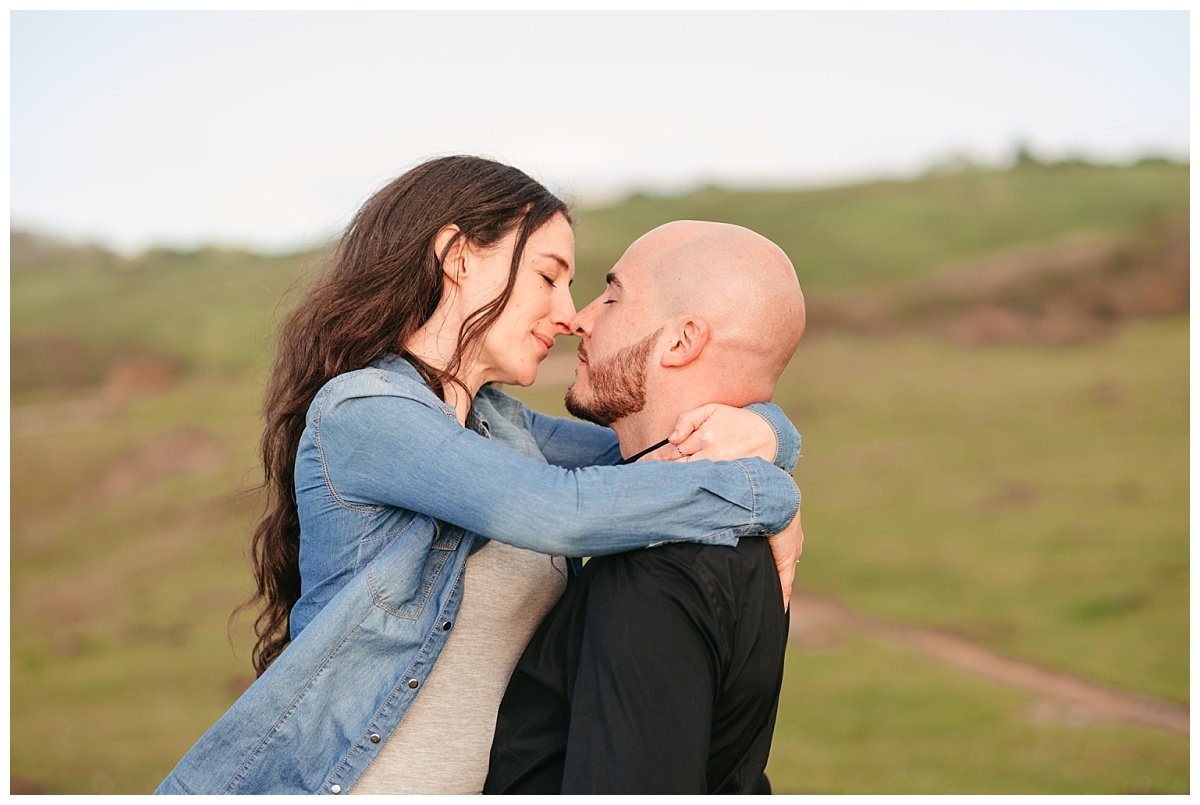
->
[564,388,609,427]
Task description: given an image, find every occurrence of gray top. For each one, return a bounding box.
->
[351,539,569,794]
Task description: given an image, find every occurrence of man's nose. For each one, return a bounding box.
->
[569,299,596,338]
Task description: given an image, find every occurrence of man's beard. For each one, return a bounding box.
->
[565,328,662,427]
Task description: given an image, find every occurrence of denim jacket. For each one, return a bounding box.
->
[155,355,800,795]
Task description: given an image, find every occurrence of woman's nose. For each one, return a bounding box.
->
[551,289,576,335]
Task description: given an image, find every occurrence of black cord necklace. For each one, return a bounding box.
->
[617,437,671,465]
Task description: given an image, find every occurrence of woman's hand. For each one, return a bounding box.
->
[768,506,804,611]
[663,403,777,463]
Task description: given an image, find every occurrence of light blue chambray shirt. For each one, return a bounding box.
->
[155,355,800,795]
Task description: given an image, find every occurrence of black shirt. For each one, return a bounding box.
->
[484,537,789,794]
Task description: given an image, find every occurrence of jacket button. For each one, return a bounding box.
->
[330,784,342,794]
[442,621,453,630]
[408,678,419,689]
[370,733,381,743]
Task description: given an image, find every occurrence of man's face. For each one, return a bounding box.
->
[564,263,663,427]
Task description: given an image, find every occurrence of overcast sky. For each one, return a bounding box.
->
[10,10,1190,254]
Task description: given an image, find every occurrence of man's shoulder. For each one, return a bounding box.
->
[582,539,776,614]
[590,538,772,578]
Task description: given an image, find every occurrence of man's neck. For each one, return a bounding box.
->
[610,379,715,460]
[610,414,677,461]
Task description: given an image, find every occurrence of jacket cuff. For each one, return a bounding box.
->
[744,402,801,474]
[734,459,801,535]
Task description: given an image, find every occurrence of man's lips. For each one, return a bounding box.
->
[576,345,588,364]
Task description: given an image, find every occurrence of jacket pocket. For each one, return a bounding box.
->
[366,517,461,620]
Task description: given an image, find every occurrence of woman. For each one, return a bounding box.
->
[156,156,802,795]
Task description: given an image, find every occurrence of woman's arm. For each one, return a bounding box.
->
[521,408,623,469]
[523,400,800,472]
[319,392,798,558]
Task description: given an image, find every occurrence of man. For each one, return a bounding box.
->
[484,220,807,794]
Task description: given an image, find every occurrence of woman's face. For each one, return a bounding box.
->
[469,212,577,388]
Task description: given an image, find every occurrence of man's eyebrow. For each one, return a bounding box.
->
[605,271,623,290]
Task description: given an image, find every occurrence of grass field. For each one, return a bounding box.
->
[9,162,1189,793]
[767,633,1187,794]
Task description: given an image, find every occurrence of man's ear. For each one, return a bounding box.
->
[661,317,710,368]
[434,224,466,285]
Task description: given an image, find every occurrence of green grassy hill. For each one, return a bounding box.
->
[572,161,1188,298]
[11,160,1187,399]
[10,161,1189,793]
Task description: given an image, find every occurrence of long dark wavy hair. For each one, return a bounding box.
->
[243,155,570,676]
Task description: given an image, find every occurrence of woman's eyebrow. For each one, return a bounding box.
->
[534,251,571,271]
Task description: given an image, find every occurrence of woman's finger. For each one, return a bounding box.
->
[668,403,720,445]
[674,428,717,460]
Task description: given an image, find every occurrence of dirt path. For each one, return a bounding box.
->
[790,591,1189,736]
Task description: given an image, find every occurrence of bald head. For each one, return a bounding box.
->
[619,220,805,400]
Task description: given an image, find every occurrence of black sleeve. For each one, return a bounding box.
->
[560,550,723,794]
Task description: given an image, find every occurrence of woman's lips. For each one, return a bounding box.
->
[529,333,553,361]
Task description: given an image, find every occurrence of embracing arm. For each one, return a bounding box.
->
[319,392,798,557]
[522,408,623,469]
[524,401,801,472]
